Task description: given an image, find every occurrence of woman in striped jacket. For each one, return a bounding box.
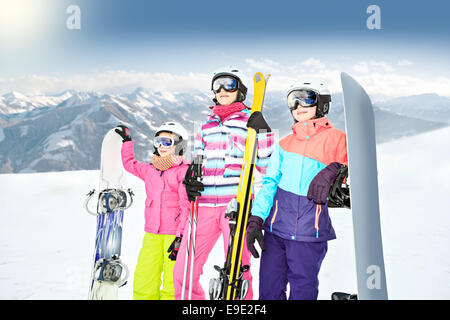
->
[173,67,274,300]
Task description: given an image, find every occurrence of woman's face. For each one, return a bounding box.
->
[291,105,317,123]
[156,132,177,157]
[215,88,238,106]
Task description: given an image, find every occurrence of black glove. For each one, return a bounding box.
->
[307,162,342,204]
[247,111,271,133]
[114,124,132,142]
[183,160,204,202]
[183,179,204,202]
[167,236,182,261]
[246,216,266,258]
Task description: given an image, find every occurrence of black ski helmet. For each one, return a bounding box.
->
[211,67,248,105]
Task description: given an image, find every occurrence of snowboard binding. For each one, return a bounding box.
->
[328,165,351,209]
[224,198,238,222]
[84,188,134,216]
[209,199,250,300]
[331,292,358,300]
[209,264,250,300]
[93,255,129,288]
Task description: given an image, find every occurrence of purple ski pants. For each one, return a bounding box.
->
[259,232,328,300]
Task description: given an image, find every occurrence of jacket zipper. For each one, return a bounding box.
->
[294,211,299,240]
[314,204,322,239]
[270,200,279,232]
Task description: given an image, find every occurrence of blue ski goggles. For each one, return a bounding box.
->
[212,77,239,93]
[154,136,175,148]
[287,90,318,110]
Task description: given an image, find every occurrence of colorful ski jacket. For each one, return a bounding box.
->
[121,141,191,237]
[251,117,348,242]
[194,102,274,207]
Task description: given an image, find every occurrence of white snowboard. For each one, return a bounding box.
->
[87,127,130,300]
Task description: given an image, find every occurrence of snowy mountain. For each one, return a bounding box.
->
[0,91,73,115]
[0,89,448,173]
[0,89,212,173]
[264,91,449,143]
[375,93,450,124]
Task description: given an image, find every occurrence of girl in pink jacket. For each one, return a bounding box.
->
[115,122,191,300]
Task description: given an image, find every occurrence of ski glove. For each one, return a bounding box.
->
[246,216,266,259]
[167,236,182,261]
[307,162,343,205]
[114,124,132,142]
[183,179,204,202]
[247,111,271,133]
[183,158,204,202]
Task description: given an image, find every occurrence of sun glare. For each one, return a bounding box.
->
[0,0,49,45]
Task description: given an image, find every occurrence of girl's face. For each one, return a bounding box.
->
[215,88,238,106]
[156,132,177,157]
[291,105,317,123]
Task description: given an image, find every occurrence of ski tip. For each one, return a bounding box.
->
[253,72,271,85]
[254,72,263,82]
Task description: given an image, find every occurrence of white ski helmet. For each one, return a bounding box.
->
[211,66,248,104]
[286,80,332,118]
[155,121,189,156]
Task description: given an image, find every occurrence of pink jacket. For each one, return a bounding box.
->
[121,141,191,236]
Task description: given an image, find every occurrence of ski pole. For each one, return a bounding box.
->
[181,155,203,300]
[188,197,199,300]
[181,201,194,300]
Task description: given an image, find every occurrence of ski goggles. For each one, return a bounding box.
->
[154,136,175,148]
[212,77,239,93]
[287,90,318,110]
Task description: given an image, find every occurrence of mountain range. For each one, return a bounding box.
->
[0,88,448,173]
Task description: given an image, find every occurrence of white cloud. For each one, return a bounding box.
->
[301,58,326,70]
[245,58,280,73]
[352,62,369,73]
[352,72,450,97]
[0,70,212,95]
[398,59,413,66]
[371,60,395,72]
[352,60,395,73]
[1,59,450,98]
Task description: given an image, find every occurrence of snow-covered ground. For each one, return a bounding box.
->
[1,127,449,300]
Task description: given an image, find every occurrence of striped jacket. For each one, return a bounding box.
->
[194,102,274,206]
[251,117,348,242]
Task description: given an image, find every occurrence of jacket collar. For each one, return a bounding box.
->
[292,117,333,140]
[151,155,185,171]
[207,102,250,123]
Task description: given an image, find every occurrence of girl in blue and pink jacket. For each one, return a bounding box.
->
[173,67,274,300]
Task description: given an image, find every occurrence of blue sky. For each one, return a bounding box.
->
[0,0,449,97]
